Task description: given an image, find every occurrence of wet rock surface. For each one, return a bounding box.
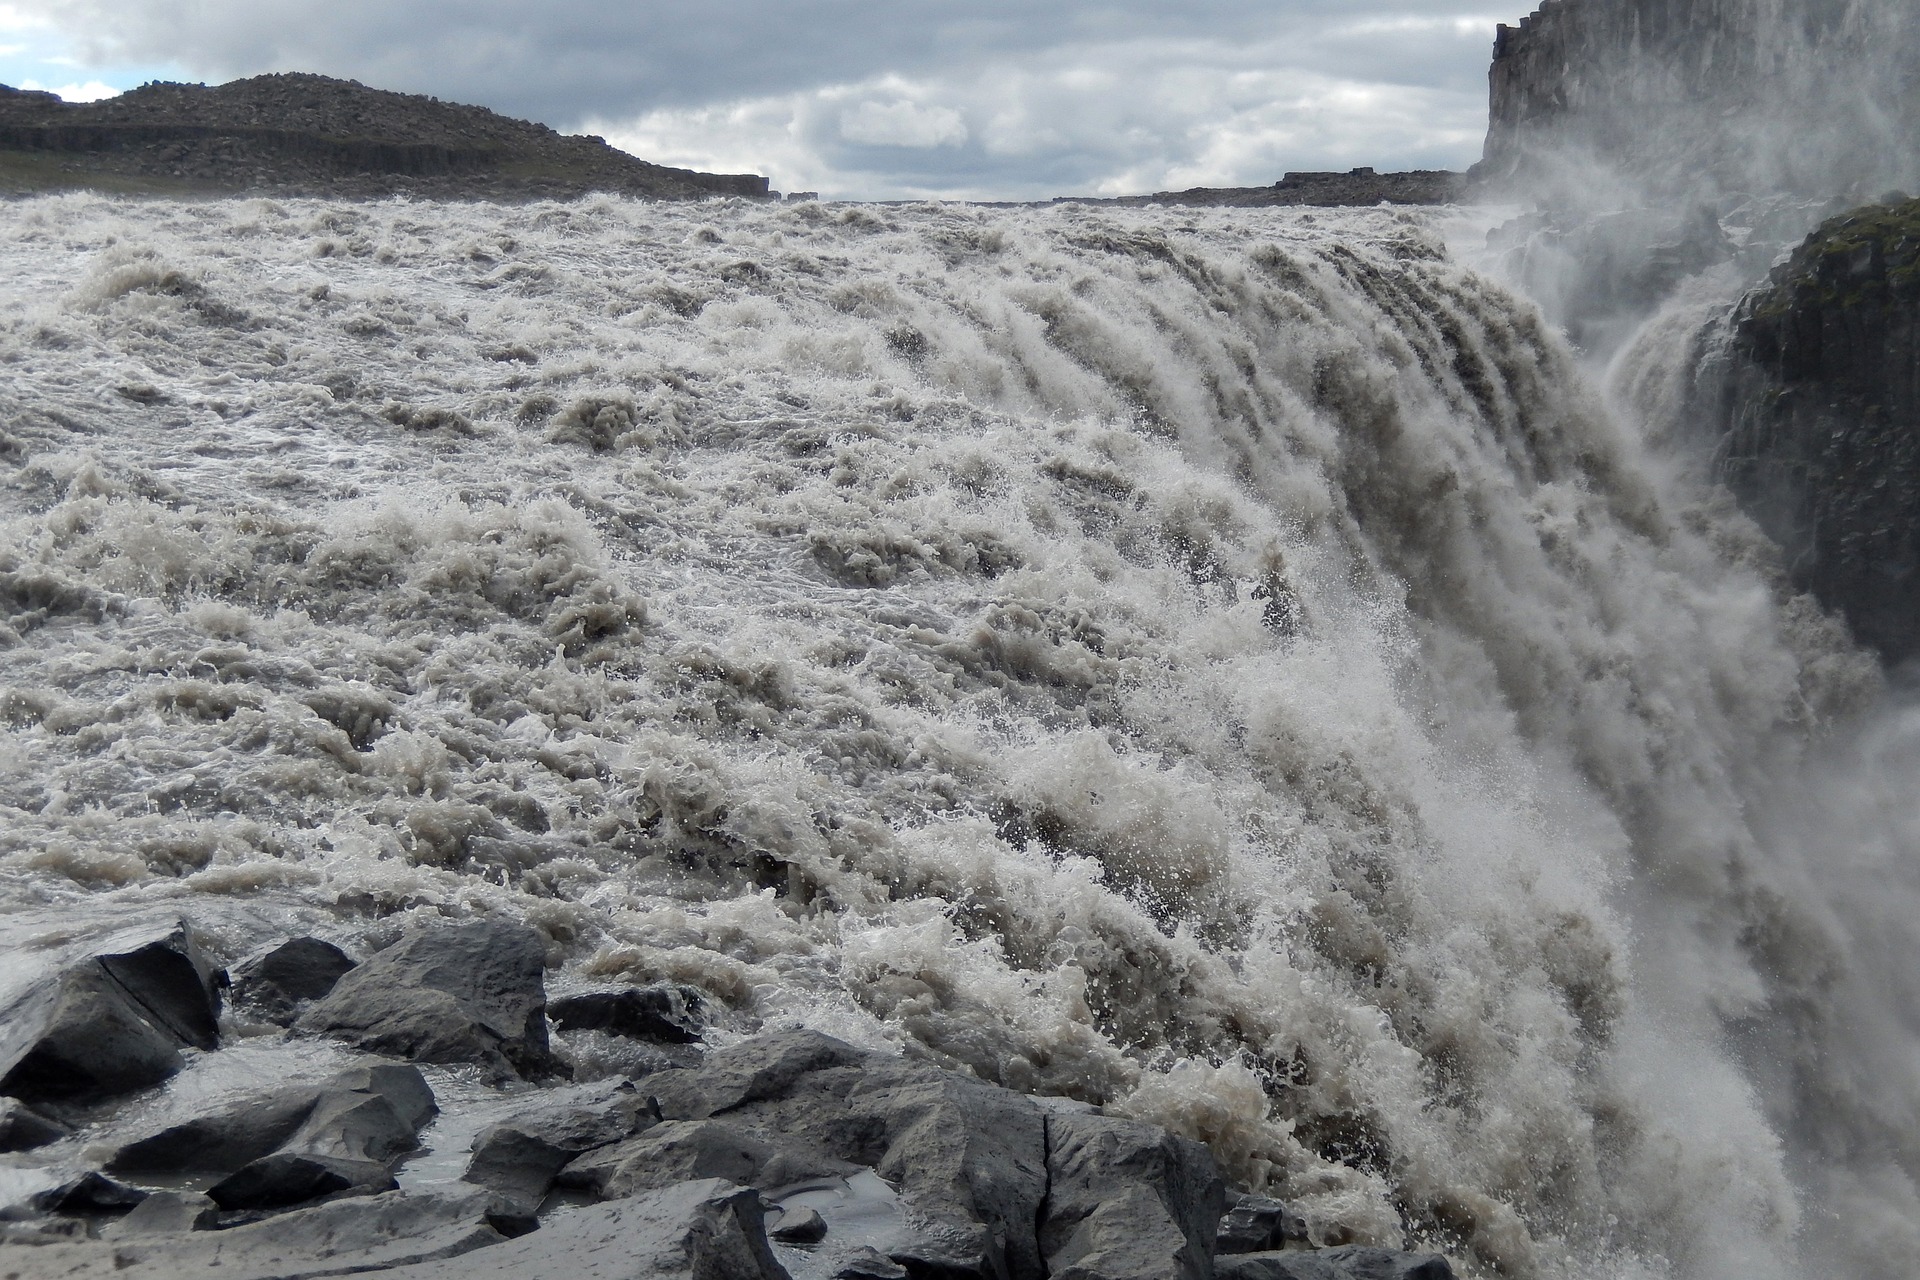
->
[1705,196,1920,664]
[0,73,769,200]
[295,921,559,1080]
[0,913,1461,1280]
[0,919,224,1105]
[0,1099,70,1152]
[229,937,357,1024]
[549,983,705,1043]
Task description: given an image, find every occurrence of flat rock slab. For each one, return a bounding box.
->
[0,1187,501,1280]
[296,921,556,1081]
[375,1178,788,1280]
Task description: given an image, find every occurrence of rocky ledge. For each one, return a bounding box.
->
[0,915,1456,1280]
[0,73,769,201]
[1703,195,1920,664]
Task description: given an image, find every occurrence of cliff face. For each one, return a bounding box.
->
[1481,0,1918,204]
[1711,199,1920,662]
[0,74,769,200]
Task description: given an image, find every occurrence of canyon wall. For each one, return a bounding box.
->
[1480,0,1919,205]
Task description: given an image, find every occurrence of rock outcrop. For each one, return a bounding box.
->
[0,73,769,200]
[0,919,224,1105]
[1479,0,1919,204]
[1703,196,1920,663]
[0,914,1460,1280]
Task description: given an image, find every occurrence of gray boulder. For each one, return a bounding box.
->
[646,1030,1050,1280]
[372,1178,788,1280]
[32,1172,149,1215]
[855,1064,1049,1280]
[230,937,357,1024]
[0,919,224,1104]
[1039,1111,1226,1280]
[770,1204,827,1243]
[0,1098,71,1151]
[295,921,558,1080]
[462,1082,661,1232]
[108,1062,435,1177]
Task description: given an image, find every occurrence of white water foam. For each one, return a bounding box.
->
[0,192,1910,1278]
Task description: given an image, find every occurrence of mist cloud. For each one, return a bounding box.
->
[23,0,1507,197]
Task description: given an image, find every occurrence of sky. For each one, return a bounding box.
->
[1,1,1514,200]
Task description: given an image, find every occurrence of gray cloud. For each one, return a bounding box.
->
[32,0,1511,197]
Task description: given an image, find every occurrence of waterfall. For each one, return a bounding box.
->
[0,191,1911,1277]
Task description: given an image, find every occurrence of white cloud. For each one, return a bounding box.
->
[0,4,51,33]
[839,99,968,148]
[22,0,1508,197]
[18,75,116,100]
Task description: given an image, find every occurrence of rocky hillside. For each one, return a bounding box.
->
[1706,197,1920,662]
[1478,0,1918,204]
[0,73,769,200]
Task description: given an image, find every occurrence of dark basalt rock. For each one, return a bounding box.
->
[230,937,356,1024]
[1707,197,1920,663]
[0,1098,72,1151]
[295,920,559,1080]
[549,984,704,1043]
[770,1204,828,1243]
[32,1172,149,1215]
[207,1151,396,1211]
[1039,1111,1227,1280]
[0,919,225,1105]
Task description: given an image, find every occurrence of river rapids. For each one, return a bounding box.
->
[0,193,1914,1279]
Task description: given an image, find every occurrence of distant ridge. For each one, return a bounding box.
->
[1051,168,1466,210]
[0,72,770,200]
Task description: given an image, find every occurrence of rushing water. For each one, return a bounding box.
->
[0,192,1912,1279]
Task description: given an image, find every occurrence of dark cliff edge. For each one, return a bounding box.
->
[1477,0,1917,205]
[1704,198,1920,663]
[0,74,769,201]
